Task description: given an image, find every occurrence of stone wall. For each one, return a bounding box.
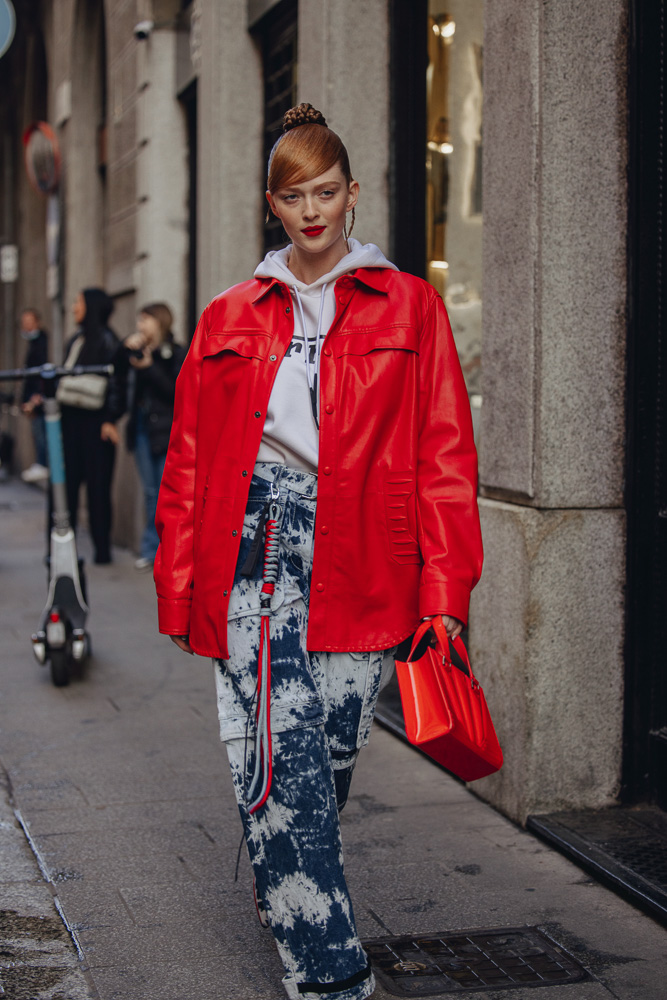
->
[298,0,391,257]
[470,0,628,822]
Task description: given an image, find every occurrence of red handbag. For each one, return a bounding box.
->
[395,618,503,781]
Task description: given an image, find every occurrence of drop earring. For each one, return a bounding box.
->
[344,207,356,251]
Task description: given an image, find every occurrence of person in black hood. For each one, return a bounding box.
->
[58,287,126,564]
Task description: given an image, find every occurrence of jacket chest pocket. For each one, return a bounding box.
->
[332,326,420,407]
[332,325,418,360]
[203,331,271,361]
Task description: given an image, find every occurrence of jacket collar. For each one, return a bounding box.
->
[347,268,392,294]
[252,276,283,304]
[251,266,392,304]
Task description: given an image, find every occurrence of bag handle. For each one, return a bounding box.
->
[63,335,84,370]
[406,618,478,689]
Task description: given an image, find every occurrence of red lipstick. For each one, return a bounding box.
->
[302,226,325,237]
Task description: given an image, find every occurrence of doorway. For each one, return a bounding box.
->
[623,0,667,810]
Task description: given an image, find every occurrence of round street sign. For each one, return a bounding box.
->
[23,122,61,194]
[0,0,16,60]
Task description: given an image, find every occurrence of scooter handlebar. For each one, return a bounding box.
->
[0,363,114,381]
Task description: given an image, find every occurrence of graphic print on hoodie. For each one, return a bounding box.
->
[253,239,398,474]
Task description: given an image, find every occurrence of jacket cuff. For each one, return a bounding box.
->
[157,596,192,636]
[419,580,471,626]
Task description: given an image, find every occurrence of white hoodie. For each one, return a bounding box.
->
[253,238,398,474]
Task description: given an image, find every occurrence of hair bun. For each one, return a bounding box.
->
[282,103,327,133]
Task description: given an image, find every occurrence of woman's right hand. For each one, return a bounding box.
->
[170,634,194,655]
[124,332,146,351]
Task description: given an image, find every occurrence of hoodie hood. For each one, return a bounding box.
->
[254,238,398,291]
[252,240,398,475]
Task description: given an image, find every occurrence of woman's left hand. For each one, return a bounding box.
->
[423,614,464,640]
[441,614,463,640]
[100,422,119,445]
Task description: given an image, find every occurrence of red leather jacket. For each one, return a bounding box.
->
[154,267,483,658]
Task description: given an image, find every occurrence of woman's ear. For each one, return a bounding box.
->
[347,180,360,212]
[266,190,280,219]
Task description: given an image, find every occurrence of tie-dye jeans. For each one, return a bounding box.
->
[214,463,393,1000]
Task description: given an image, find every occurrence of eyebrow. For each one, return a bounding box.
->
[280,179,342,194]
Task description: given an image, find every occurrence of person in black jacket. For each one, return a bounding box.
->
[20,308,49,482]
[123,303,186,569]
[59,288,126,564]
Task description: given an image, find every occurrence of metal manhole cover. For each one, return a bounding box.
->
[363,927,589,994]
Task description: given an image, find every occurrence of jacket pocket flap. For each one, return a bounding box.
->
[333,326,418,357]
[203,332,270,360]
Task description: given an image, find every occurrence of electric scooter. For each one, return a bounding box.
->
[0,361,113,686]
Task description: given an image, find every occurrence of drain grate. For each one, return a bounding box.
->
[363,927,589,995]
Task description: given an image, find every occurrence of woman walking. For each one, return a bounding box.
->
[155,103,483,1000]
[58,288,126,564]
[123,303,186,569]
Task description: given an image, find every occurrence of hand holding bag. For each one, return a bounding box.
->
[395,617,503,781]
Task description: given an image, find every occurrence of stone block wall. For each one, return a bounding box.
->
[471,0,628,823]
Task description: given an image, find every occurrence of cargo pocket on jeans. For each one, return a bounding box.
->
[356,650,385,749]
[226,498,286,621]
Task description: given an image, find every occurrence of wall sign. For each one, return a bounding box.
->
[0,0,15,60]
[0,245,18,283]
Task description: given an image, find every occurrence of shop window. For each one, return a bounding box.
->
[427,1,483,414]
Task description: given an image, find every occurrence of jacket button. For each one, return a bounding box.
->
[325,404,334,414]
[323,466,332,475]
[242,470,248,476]
[316,583,325,592]
[269,354,277,361]
[323,348,332,357]
[223,590,229,597]
[232,530,238,536]
[320,526,329,534]
[254,411,261,418]
[285,306,291,314]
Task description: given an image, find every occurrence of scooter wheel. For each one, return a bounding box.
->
[50,649,70,687]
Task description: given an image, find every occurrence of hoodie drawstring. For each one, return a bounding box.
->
[293,283,327,429]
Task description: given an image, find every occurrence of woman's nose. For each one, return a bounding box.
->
[302,197,318,219]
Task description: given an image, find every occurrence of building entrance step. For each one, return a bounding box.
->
[527,808,667,926]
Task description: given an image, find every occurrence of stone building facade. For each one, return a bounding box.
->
[0,0,664,832]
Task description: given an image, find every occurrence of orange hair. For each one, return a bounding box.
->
[267,104,352,193]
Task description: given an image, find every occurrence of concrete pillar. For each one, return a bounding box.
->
[65,0,106,310]
[197,0,263,310]
[134,29,189,341]
[471,0,628,822]
[298,0,390,256]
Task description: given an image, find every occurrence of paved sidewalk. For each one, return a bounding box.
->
[0,770,93,999]
[1,476,666,1000]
